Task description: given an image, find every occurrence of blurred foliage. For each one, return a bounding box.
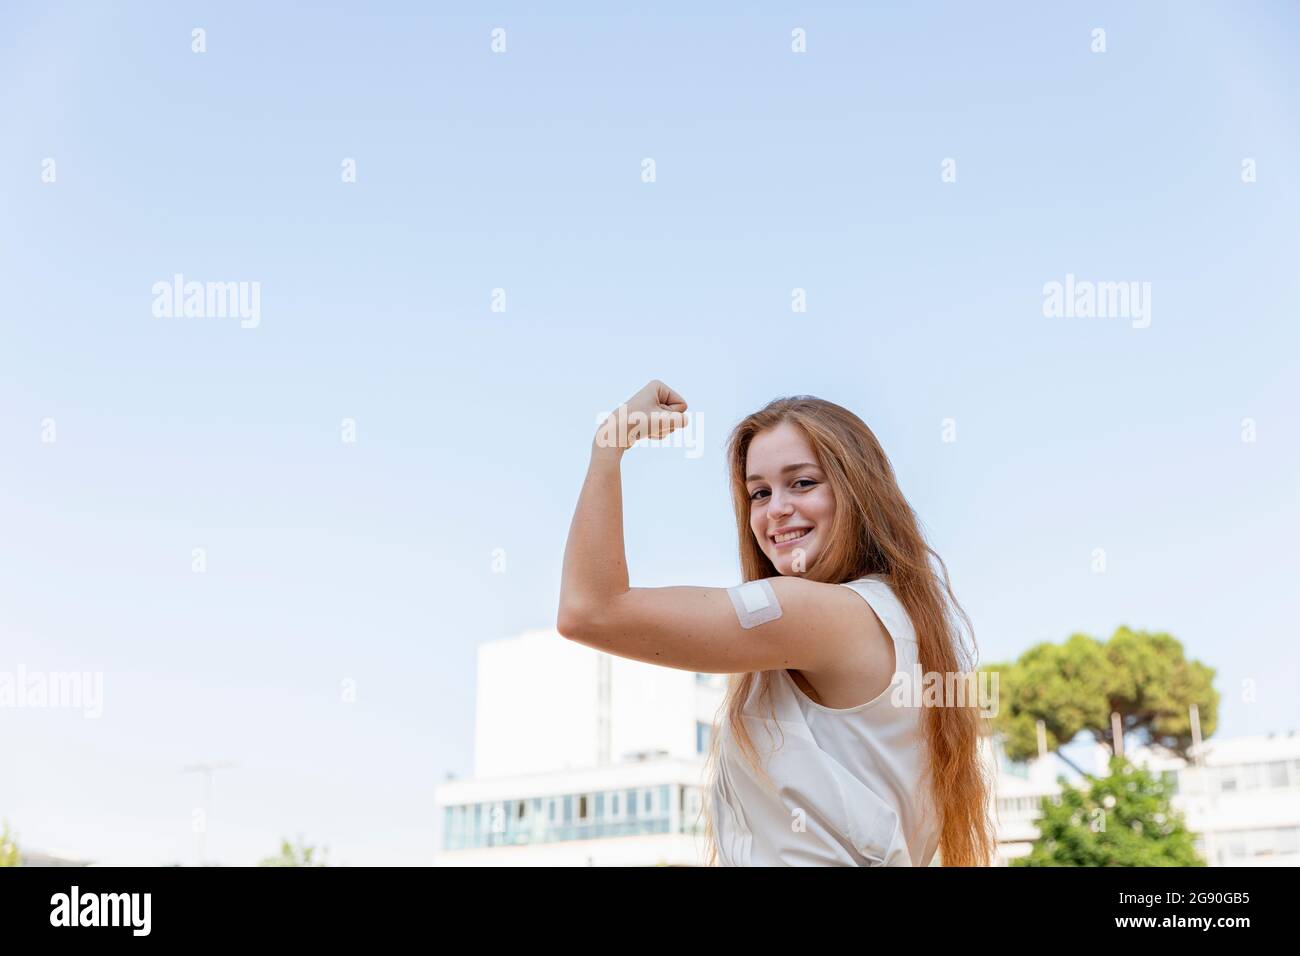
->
[1014,756,1204,866]
[257,836,329,867]
[0,820,20,867]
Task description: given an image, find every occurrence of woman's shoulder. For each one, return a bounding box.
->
[836,574,918,644]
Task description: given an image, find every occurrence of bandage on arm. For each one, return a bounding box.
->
[727,579,783,629]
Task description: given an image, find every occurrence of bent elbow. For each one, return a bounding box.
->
[556,603,590,641]
[558,593,625,644]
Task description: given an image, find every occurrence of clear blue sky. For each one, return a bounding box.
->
[2,1,1297,865]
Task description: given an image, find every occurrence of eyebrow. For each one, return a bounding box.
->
[745,462,821,482]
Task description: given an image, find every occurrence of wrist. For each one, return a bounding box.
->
[592,409,632,457]
[591,434,626,463]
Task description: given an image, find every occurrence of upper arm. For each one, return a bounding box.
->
[556,576,882,675]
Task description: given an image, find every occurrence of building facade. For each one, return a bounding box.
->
[434,629,723,865]
[992,733,1300,866]
[435,628,1300,866]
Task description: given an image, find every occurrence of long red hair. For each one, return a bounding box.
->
[699,396,995,866]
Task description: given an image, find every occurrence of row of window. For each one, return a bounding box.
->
[1200,758,1300,794]
[1206,826,1300,862]
[442,785,709,851]
[998,757,1300,796]
[445,783,1300,857]
[998,796,1043,817]
[998,758,1297,814]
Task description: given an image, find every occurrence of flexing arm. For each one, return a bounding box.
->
[556,381,875,674]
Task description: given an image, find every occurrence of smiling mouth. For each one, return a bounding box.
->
[771,528,812,545]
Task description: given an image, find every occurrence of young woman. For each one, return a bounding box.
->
[558,380,994,866]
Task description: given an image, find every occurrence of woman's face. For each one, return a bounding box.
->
[745,421,836,575]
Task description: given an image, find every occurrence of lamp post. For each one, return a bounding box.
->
[1189,704,1217,866]
[183,761,236,866]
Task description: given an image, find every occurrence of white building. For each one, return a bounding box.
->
[993,732,1300,866]
[1121,732,1300,866]
[990,743,1068,863]
[435,628,1300,866]
[434,629,723,866]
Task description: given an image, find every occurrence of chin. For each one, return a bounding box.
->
[773,552,814,575]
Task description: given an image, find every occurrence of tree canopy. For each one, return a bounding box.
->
[983,627,1218,764]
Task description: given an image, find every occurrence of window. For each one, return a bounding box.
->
[1268,760,1290,788]
[998,746,1030,779]
[682,786,703,832]
[696,720,713,754]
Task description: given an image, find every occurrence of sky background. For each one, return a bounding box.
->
[2,1,1298,865]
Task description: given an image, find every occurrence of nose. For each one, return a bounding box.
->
[767,488,796,519]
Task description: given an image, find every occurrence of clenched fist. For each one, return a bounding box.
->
[595,380,689,451]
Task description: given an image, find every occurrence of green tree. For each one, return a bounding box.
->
[0,820,20,867]
[1014,756,1204,866]
[257,836,329,867]
[983,627,1218,773]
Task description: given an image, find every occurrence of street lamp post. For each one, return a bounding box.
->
[182,761,237,866]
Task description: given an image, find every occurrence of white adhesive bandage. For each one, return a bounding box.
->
[727,579,783,629]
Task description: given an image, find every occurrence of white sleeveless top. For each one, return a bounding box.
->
[710,574,940,866]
